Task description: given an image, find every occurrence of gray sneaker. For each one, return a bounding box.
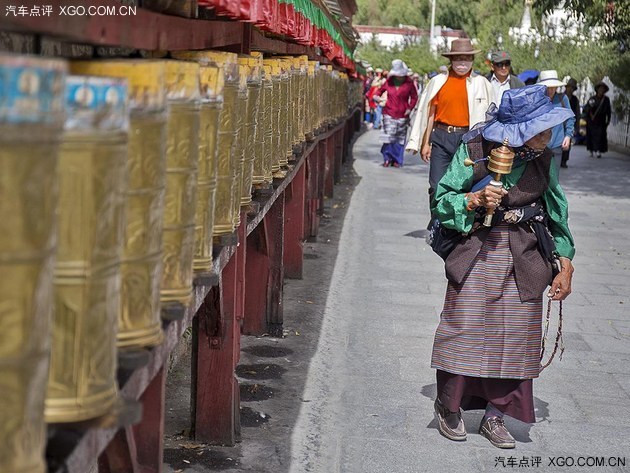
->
[434,398,466,441]
[479,416,516,449]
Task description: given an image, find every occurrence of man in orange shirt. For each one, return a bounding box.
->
[407,39,493,203]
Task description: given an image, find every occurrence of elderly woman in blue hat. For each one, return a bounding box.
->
[429,85,575,449]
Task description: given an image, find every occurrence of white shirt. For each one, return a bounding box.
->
[490,73,511,105]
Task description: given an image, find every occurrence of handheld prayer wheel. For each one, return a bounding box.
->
[238,56,262,207]
[0,54,66,473]
[193,63,224,272]
[174,51,239,237]
[71,60,168,349]
[160,61,201,309]
[483,138,515,227]
[46,76,129,423]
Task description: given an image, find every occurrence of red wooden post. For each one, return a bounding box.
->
[317,140,326,208]
[193,255,240,445]
[334,128,344,184]
[265,193,285,333]
[243,223,269,335]
[132,367,166,473]
[235,212,247,324]
[283,161,306,279]
[306,146,320,238]
[98,428,140,473]
[324,136,335,198]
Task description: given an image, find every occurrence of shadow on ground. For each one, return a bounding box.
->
[162,130,364,473]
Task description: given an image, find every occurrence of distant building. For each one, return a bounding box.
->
[355,24,467,51]
[509,0,598,49]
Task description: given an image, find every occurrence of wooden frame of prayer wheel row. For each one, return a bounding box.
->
[0,12,364,472]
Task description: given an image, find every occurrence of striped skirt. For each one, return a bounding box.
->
[380,115,409,145]
[431,223,543,380]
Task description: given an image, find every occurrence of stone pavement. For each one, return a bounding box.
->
[164,131,630,472]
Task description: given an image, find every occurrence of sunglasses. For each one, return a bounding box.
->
[494,61,511,68]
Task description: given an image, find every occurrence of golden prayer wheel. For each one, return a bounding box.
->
[278,57,296,153]
[160,61,201,308]
[0,54,66,473]
[230,62,248,225]
[173,51,239,237]
[238,56,262,206]
[306,61,317,140]
[296,56,308,144]
[193,63,224,272]
[253,60,274,186]
[277,60,290,168]
[71,60,168,349]
[46,75,129,423]
[263,59,282,175]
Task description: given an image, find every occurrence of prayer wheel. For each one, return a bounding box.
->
[71,60,168,349]
[46,76,129,423]
[252,59,274,186]
[277,59,290,168]
[306,61,317,140]
[238,56,262,207]
[296,56,308,144]
[160,61,201,308]
[278,57,296,154]
[231,61,248,226]
[0,54,66,473]
[173,51,239,237]
[193,63,223,272]
[263,59,282,175]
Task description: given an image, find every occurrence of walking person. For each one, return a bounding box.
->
[537,70,575,172]
[485,50,525,105]
[375,59,418,168]
[584,81,612,159]
[373,68,385,129]
[561,78,581,168]
[406,38,493,202]
[430,85,575,449]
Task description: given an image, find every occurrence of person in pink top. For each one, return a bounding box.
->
[375,59,418,167]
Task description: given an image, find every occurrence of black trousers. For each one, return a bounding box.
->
[429,127,466,204]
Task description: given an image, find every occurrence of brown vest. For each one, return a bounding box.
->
[444,138,554,302]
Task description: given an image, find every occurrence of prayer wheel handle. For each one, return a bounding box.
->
[483,138,514,227]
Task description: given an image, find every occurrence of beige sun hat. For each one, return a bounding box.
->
[537,70,566,88]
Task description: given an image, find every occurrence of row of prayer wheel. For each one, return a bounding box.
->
[0,51,358,473]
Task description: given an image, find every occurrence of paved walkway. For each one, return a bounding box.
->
[164,132,630,472]
[287,131,630,472]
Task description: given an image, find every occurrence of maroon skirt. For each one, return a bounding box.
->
[437,369,535,423]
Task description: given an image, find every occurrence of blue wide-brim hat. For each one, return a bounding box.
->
[482,85,575,147]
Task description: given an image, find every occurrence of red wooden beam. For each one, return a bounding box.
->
[0,0,244,50]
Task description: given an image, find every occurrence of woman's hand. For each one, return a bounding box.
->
[561,136,571,150]
[548,257,573,301]
[421,143,432,162]
[472,185,508,210]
